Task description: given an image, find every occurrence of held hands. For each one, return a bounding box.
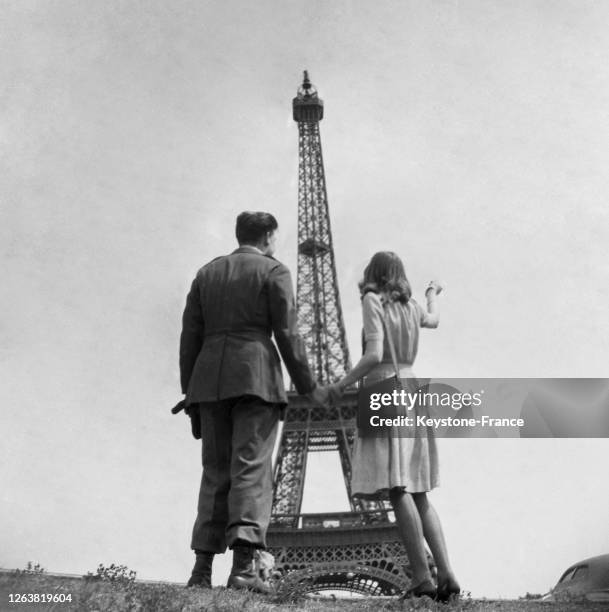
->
[307,385,330,408]
[326,383,344,406]
[306,382,346,408]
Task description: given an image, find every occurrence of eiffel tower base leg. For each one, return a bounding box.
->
[267,521,417,596]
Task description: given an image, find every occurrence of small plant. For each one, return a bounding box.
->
[89,563,137,586]
[519,591,544,600]
[14,561,46,576]
[270,571,316,604]
[80,563,138,611]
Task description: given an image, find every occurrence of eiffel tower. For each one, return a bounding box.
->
[266,72,413,596]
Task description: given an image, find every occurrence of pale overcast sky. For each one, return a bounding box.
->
[2,0,608,599]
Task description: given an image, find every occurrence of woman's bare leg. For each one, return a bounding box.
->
[389,488,432,585]
[412,492,458,585]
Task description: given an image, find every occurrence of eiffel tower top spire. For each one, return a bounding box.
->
[298,70,315,96]
[293,70,323,122]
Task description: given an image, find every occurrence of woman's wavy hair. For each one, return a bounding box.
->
[358,251,412,303]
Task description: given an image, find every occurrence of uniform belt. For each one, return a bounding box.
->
[203,328,272,338]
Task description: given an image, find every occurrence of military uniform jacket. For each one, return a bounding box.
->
[179,246,315,406]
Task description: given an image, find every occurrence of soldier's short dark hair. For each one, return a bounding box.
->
[236,211,279,245]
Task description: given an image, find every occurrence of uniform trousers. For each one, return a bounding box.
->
[190,395,280,553]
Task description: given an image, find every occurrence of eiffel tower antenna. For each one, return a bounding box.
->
[267,72,416,596]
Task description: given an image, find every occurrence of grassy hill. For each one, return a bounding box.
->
[1,567,604,612]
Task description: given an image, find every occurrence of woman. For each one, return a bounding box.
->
[326,251,460,601]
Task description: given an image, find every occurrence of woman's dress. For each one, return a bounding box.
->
[350,291,440,498]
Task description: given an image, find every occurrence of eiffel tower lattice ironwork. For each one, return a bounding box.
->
[267,72,413,596]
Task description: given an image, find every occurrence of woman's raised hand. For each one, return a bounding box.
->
[425,280,443,295]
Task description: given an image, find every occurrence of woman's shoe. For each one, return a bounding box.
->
[400,578,437,600]
[437,577,461,602]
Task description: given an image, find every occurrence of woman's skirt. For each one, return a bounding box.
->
[351,365,440,499]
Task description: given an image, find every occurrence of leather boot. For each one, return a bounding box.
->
[186,551,214,588]
[227,545,271,594]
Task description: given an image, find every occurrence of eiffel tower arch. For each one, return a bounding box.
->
[267,72,415,596]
